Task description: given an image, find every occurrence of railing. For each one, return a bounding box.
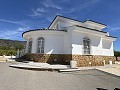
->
[16,49,26,58]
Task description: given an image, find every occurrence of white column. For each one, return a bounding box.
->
[31,37,37,53]
[25,40,29,53]
[64,27,73,54]
[99,37,103,55]
[110,42,114,55]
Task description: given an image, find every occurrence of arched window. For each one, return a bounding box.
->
[83,37,90,54]
[28,38,32,53]
[37,37,44,53]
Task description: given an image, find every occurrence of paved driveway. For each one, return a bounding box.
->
[0,62,120,90]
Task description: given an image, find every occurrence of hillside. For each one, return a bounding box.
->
[0,39,26,50]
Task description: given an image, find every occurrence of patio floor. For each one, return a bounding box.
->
[9,62,71,71]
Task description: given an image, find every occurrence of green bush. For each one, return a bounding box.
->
[0,50,16,56]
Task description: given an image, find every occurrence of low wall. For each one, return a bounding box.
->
[24,54,71,65]
[72,55,115,67]
[23,53,115,67]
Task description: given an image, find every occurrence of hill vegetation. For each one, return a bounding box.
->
[0,39,26,56]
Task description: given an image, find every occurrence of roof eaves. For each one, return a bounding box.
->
[22,29,67,37]
[106,35,117,39]
[75,25,107,33]
[48,15,58,29]
[48,15,83,29]
[48,15,107,29]
[83,19,107,26]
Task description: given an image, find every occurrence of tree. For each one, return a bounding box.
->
[114,51,120,58]
[14,42,24,50]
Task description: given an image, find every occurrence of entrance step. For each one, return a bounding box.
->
[59,68,80,72]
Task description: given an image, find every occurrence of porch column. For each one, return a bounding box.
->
[25,40,29,53]
[100,38,103,55]
[31,37,37,53]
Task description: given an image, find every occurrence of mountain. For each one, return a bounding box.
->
[0,39,26,50]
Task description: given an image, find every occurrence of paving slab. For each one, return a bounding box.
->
[96,64,120,76]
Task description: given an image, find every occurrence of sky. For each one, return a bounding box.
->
[0,0,119,51]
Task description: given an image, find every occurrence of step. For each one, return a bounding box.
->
[59,68,80,72]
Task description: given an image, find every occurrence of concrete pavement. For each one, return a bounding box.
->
[0,62,120,90]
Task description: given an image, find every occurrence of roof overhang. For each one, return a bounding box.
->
[22,29,66,40]
[48,15,107,30]
[73,25,117,41]
[83,20,107,29]
[48,15,83,29]
[74,25,107,36]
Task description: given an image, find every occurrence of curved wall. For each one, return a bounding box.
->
[23,30,65,54]
[45,35,64,54]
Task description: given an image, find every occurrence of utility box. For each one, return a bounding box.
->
[109,60,112,65]
[70,60,77,68]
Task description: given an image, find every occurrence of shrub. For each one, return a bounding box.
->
[0,50,16,56]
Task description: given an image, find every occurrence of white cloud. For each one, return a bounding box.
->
[36,8,46,13]
[17,27,30,32]
[30,0,63,17]
[30,0,101,18]
[43,0,62,10]
[29,0,101,23]
[0,19,20,24]
[30,9,42,16]
[0,19,27,27]
[0,27,30,40]
[61,0,100,14]
[30,7,47,17]
[29,0,100,16]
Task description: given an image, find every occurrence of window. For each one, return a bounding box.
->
[28,39,32,53]
[37,37,44,53]
[83,37,90,54]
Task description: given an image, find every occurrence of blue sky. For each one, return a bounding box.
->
[0,0,119,51]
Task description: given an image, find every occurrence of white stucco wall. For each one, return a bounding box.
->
[31,37,37,53]
[72,31,83,54]
[71,29,114,56]
[72,31,103,55]
[102,39,114,56]
[24,31,65,54]
[23,28,115,56]
[64,27,73,54]
[90,36,102,55]
[25,39,29,53]
[45,35,64,54]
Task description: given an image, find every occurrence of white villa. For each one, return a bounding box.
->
[22,15,117,67]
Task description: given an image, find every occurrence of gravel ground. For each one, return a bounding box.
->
[0,62,120,90]
[96,64,120,76]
